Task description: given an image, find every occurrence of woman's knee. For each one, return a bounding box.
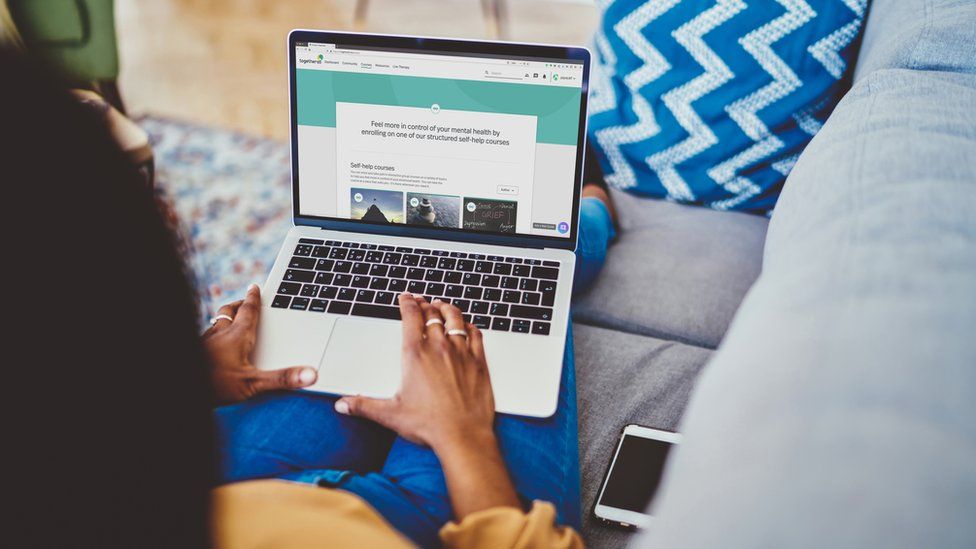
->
[573,196,616,293]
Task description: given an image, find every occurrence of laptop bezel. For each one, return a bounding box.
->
[287,29,590,251]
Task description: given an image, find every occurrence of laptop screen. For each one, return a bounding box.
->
[292,40,585,240]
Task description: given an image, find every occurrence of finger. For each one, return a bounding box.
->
[218,299,245,315]
[210,299,244,331]
[250,366,317,393]
[231,284,262,335]
[467,323,486,365]
[433,299,469,351]
[418,298,447,343]
[398,292,425,349]
[217,300,244,316]
[335,395,397,428]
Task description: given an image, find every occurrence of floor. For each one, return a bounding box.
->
[116,0,599,140]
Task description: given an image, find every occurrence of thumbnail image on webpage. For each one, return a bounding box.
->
[348,187,520,234]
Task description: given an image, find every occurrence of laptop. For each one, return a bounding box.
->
[255,30,590,417]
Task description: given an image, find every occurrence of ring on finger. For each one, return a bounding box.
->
[446,328,469,338]
[425,318,444,328]
[210,314,234,326]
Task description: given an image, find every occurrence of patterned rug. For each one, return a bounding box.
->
[138,115,294,325]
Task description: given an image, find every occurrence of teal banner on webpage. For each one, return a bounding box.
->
[296,69,581,146]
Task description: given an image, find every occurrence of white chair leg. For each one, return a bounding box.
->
[353,0,369,30]
[481,0,508,40]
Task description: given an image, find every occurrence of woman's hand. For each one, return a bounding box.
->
[203,284,317,405]
[336,293,521,519]
[335,294,495,450]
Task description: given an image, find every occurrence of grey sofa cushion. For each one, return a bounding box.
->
[573,191,768,349]
[635,4,976,546]
[573,323,712,547]
[854,0,976,81]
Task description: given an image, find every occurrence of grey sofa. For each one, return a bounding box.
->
[573,0,976,547]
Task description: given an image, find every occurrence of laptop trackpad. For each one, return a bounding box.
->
[313,317,402,398]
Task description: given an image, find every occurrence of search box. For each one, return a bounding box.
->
[484,68,528,81]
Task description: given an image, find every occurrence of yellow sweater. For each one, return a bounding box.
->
[212,480,584,548]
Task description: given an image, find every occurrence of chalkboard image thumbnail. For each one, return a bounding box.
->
[350,188,403,224]
[462,198,518,233]
[406,193,461,228]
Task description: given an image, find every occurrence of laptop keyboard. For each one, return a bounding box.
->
[271,238,560,336]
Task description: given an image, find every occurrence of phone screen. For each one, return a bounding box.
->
[598,434,674,513]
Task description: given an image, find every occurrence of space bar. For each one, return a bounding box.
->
[350,303,402,320]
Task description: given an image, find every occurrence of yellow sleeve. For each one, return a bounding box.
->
[439,501,584,549]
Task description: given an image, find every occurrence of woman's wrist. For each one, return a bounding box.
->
[430,424,498,459]
[433,426,522,519]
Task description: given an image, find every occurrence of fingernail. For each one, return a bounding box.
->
[401,292,413,298]
[334,400,349,415]
[432,299,442,304]
[299,368,317,385]
[248,283,260,294]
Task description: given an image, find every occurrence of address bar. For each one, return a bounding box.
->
[332,48,511,66]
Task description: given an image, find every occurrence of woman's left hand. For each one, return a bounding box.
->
[203,284,317,404]
[336,294,521,519]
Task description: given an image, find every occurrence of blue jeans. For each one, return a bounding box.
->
[215,198,614,546]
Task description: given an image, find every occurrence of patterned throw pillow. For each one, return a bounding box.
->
[587,0,867,213]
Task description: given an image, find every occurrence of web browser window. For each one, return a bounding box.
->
[294,42,584,238]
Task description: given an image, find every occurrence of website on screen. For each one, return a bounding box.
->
[294,42,583,238]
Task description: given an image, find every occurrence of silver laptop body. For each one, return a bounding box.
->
[255,30,591,418]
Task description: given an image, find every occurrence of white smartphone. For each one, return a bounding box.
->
[593,424,681,530]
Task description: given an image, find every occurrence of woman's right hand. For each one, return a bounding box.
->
[335,293,495,451]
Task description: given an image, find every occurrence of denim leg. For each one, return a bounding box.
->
[346,440,451,547]
[214,391,393,483]
[273,452,449,547]
[574,196,616,294]
[332,332,580,546]
[494,332,581,528]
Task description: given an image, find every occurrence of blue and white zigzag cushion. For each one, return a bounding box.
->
[587,0,867,213]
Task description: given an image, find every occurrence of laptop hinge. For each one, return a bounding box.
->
[317,226,552,250]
